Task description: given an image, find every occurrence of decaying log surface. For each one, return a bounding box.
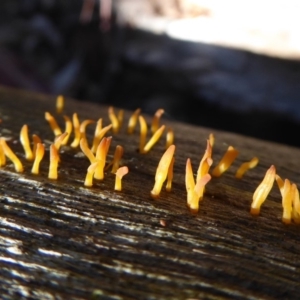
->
[0,86,300,300]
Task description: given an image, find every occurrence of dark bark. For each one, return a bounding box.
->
[0,86,300,300]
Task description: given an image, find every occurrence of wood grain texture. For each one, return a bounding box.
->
[0,86,300,300]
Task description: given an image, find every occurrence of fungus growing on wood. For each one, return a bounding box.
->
[166,128,174,150]
[185,158,211,213]
[54,132,68,151]
[117,110,124,129]
[108,106,119,133]
[0,142,6,167]
[20,124,34,161]
[32,134,42,158]
[276,175,296,224]
[250,165,276,216]
[56,95,64,113]
[84,161,99,187]
[80,138,95,164]
[143,125,165,154]
[166,157,174,192]
[151,109,164,134]
[235,157,259,179]
[31,143,45,175]
[48,144,59,180]
[151,145,175,199]
[196,140,213,200]
[62,116,72,145]
[212,146,238,177]
[0,138,23,172]
[128,108,141,134]
[138,115,147,153]
[190,174,211,214]
[291,183,300,224]
[115,166,129,191]
[106,145,124,173]
[91,121,112,153]
[209,133,215,148]
[45,112,62,136]
[80,119,94,142]
[281,179,293,224]
[71,113,81,148]
[94,137,110,180]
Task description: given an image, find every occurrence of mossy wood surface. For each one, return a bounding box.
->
[0,86,300,299]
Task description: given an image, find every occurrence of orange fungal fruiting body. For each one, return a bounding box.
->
[143,125,165,154]
[48,144,59,180]
[235,157,259,179]
[128,108,141,134]
[151,109,164,134]
[31,143,45,175]
[251,165,276,215]
[212,146,238,177]
[20,124,34,161]
[45,112,62,136]
[151,145,175,199]
[56,95,64,113]
[0,138,23,172]
[115,166,129,191]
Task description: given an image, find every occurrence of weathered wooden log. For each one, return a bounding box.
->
[0,86,300,299]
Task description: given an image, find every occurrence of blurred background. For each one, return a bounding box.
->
[1,0,300,146]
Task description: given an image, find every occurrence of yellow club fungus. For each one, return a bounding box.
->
[115,166,129,191]
[32,134,42,158]
[212,146,238,177]
[250,165,276,216]
[127,108,141,134]
[138,115,147,153]
[20,124,34,161]
[56,95,64,113]
[151,145,175,199]
[80,138,95,164]
[196,140,213,182]
[276,175,297,224]
[166,157,174,192]
[54,132,68,151]
[91,118,102,152]
[235,157,259,179]
[62,115,72,145]
[31,143,45,175]
[281,179,293,224]
[143,125,165,154]
[117,109,124,130]
[185,158,196,208]
[104,136,112,157]
[196,140,213,201]
[185,158,211,213]
[91,121,112,153]
[166,128,174,150]
[94,137,109,180]
[189,174,211,214]
[84,161,100,187]
[0,138,23,172]
[48,144,59,180]
[0,142,6,167]
[71,113,81,148]
[80,119,94,142]
[108,106,119,133]
[151,109,164,134]
[291,183,300,224]
[209,133,215,148]
[45,112,62,136]
[275,174,284,193]
[106,145,124,174]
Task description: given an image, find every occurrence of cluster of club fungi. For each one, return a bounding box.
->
[0,95,299,225]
